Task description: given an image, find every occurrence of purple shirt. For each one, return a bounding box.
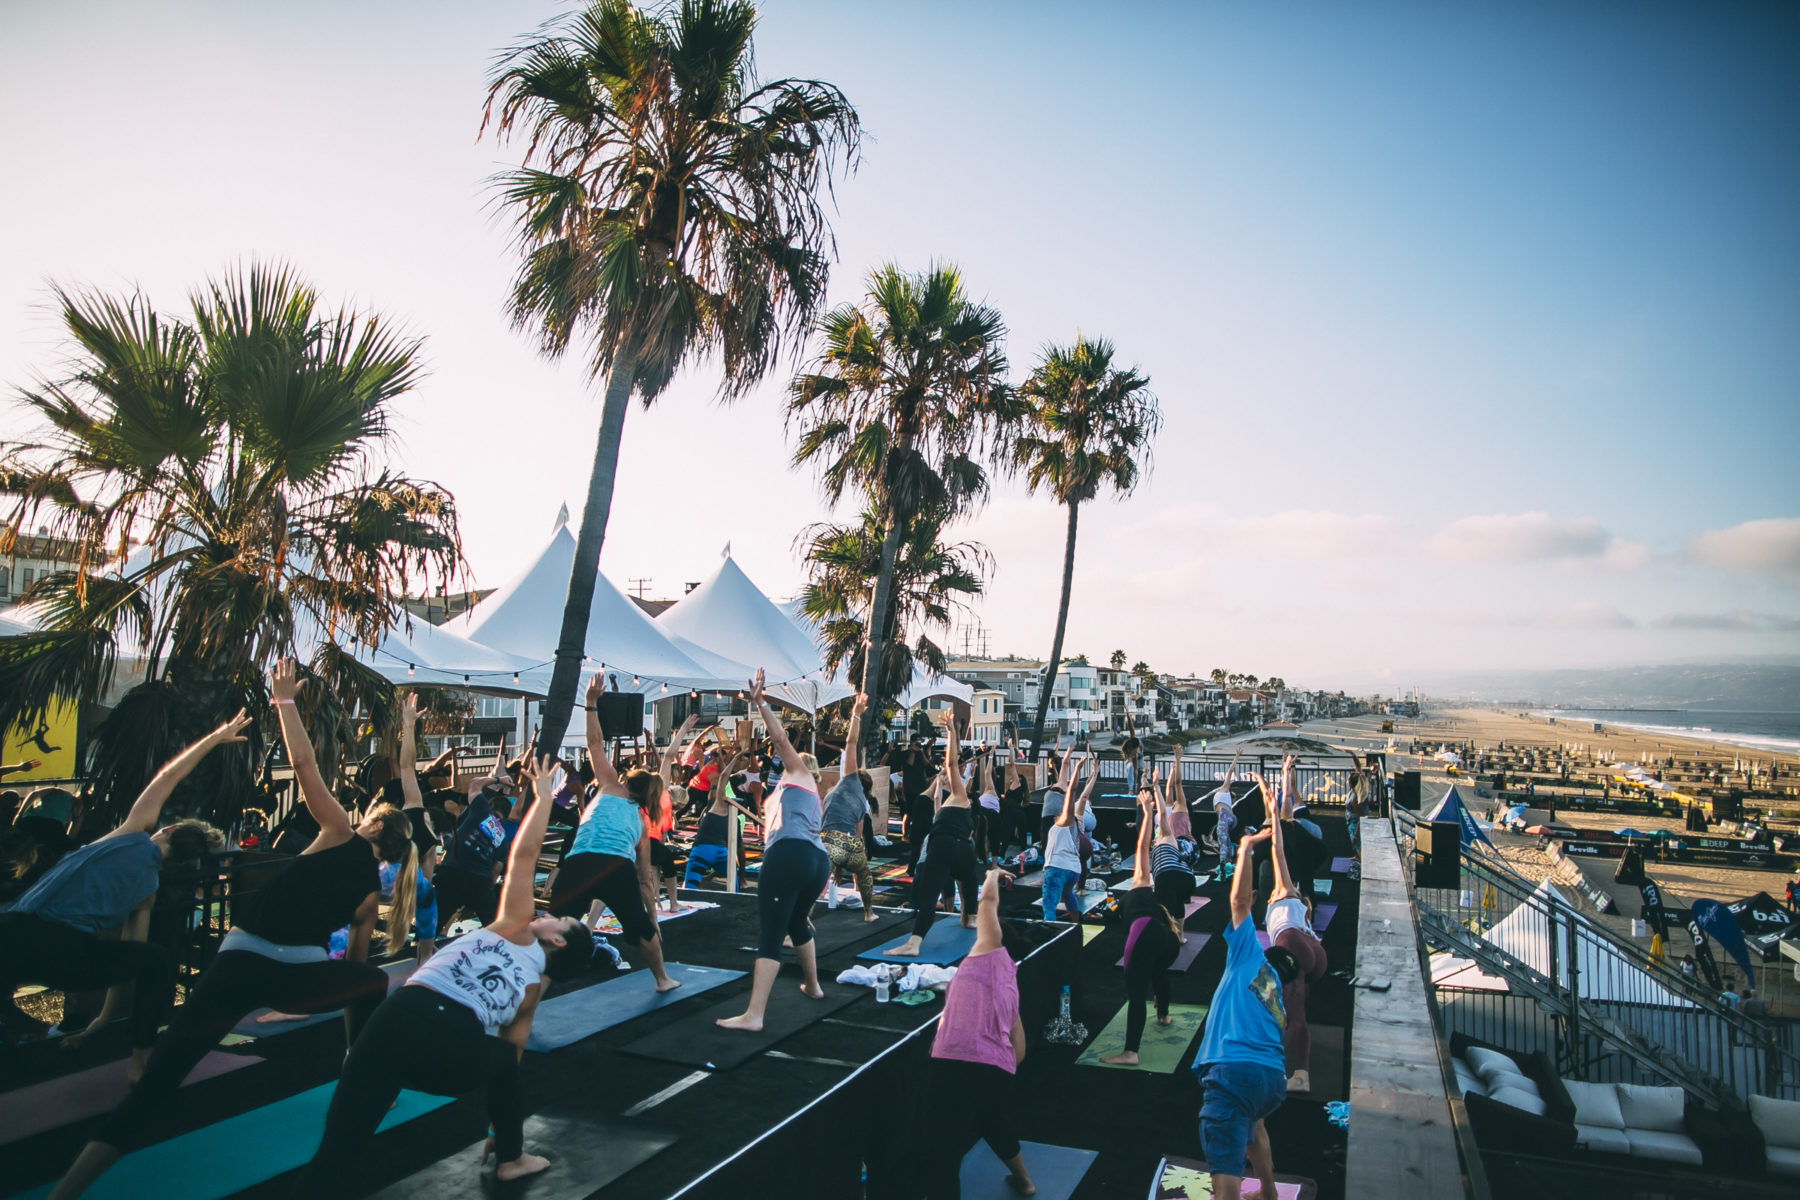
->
[931,946,1018,1073]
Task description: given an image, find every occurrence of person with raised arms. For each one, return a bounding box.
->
[0,716,238,1057]
[921,865,1035,1198]
[1154,745,1199,940]
[1039,754,1096,922]
[886,716,982,957]
[1254,758,1328,1094]
[820,693,881,922]
[1098,774,1182,1067]
[1208,751,1243,868]
[53,660,408,1199]
[1191,823,1300,1200]
[291,754,593,1191]
[543,674,681,993]
[717,669,831,1032]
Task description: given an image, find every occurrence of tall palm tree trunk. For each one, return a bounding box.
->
[1028,501,1080,762]
[859,505,905,747]
[536,349,638,757]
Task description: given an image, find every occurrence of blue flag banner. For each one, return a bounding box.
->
[1425,785,1497,852]
[1692,898,1756,986]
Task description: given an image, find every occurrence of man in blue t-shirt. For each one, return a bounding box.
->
[1193,824,1300,1199]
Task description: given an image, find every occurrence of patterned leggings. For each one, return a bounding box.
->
[821,830,875,909]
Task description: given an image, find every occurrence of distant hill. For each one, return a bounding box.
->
[1419,662,1800,711]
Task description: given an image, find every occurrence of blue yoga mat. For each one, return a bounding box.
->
[960,1140,1096,1200]
[14,1081,450,1200]
[857,917,979,965]
[526,962,745,1052]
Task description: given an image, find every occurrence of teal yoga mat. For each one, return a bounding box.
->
[231,958,414,1038]
[961,1141,1096,1200]
[857,916,978,965]
[14,1082,450,1200]
[526,962,745,1052]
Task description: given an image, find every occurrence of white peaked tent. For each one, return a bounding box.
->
[1433,879,1692,1007]
[309,612,543,692]
[655,554,852,712]
[445,520,726,692]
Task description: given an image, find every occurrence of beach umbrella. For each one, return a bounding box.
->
[1523,824,1555,836]
[1615,827,1649,839]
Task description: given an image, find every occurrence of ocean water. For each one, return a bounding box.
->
[1533,709,1800,757]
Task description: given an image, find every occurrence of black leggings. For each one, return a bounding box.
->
[432,865,497,934]
[756,838,829,959]
[1153,867,1195,917]
[292,985,524,1192]
[1122,916,1178,1052]
[0,913,174,1048]
[97,948,388,1151]
[911,834,980,939]
[923,1057,1021,1199]
[547,852,656,944]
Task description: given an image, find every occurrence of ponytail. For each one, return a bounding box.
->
[386,841,418,954]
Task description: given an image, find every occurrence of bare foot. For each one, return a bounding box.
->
[255,1010,306,1024]
[1005,1173,1037,1196]
[1098,1050,1140,1066]
[715,1012,763,1033]
[961,915,977,928]
[799,982,825,1000]
[654,976,684,994]
[1158,1013,1173,1027]
[863,912,880,923]
[495,1153,552,1181]
[1287,1069,1311,1093]
[883,940,922,958]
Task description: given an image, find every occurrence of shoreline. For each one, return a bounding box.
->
[1525,709,1799,758]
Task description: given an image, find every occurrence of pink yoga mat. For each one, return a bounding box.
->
[1183,896,1209,918]
[0,1050,262,1145]
[1115,935,1206,972]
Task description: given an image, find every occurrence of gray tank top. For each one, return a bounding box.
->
[765,778,823,850]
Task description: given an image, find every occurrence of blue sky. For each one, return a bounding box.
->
[0,0,1795,688]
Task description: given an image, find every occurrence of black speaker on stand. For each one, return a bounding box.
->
[1395,771,1422,811]
[596,691,644,741]
[1415,819,1461,889]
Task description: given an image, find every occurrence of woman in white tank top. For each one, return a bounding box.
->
[1253,757,1328,1095]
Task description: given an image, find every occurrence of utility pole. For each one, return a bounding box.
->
[628,577,652,599]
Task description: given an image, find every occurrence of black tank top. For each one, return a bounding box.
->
[235,836,380,949]
[696,812,728,847]
[929,805,973,841]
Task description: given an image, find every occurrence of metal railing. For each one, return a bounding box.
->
[1090,755,1352,807]
[1394,806,1798,1104]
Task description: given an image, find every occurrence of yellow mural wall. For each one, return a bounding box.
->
[2,698,79,781]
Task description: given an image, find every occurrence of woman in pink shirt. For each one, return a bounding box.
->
[923,865,1036,1199]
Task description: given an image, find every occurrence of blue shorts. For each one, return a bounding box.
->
[1197,1061,1287,1178]
[1041,866,1080,920]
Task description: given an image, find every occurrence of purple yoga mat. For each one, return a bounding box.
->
[1116,935,1207,972]
[0,1050,262,1145]
[1313,903,1338,931]
[1330,856,1352,873]
[1183,896,1209,918]
[1256,930,1272,948]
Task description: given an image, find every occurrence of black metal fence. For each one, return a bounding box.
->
[1090,755,1353,808]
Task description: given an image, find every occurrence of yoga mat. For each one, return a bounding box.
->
[366,1107,676,1200]
[1312,879,1333,896]
[589,899,718,938]
[1114,936,1206,973]
[0,1051,263,1146]
[1303,1025,1347,1101]
[1183,896,1209,919]
[525,962,745,1052]
[1150,1155,1315,1199]
[856,917,978,965]
[1329,856,1352,874]
[1256,930,1272,949]
[1074,1003,1207,1073]
[1076,889,1111,914]
[232,958,413,1038]
[13,1082,449,1200]
[1313,904,1338,932]
[1081,925,1106,945]
[738,907,912,959]
[1013,869,1044,887]
[961,1140,1095,1200]
[617,980,865,1071]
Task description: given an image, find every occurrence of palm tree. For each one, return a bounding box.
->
[1014,336,1159,760]
[796,498,989,720]
[1109,649,1127,670]
[0,265,461,822]
[483,0,861,750]
[788,263,1011,742]
[1210,667,1228,686]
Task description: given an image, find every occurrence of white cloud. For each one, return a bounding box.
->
[1650,611,1800,633]
[1423,512,1618,563]
[1548,602,1636,630]
[1686,517,1800,573]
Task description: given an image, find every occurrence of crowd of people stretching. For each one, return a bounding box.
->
[1,660,1363,1200]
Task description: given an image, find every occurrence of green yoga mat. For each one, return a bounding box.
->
[15,1082,450,1200]
[1075,1002,1208,1073]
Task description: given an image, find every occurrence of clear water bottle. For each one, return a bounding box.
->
[1044,984,1085,1044]
[874,965,892,1003]
[828,877,840,909]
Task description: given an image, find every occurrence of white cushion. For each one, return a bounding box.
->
[1750,1093,1800,1151]
[1563,1080,1625,1129]
[1623,1128,1702,1165]
[1465,1046,1522,1085]
[1764,1144,1800,1178]
[1488,1085,1548,1116]
[1574,1123,1633,1154]
[1616,1083,1687,1134]
[1453,1063,1486,1098]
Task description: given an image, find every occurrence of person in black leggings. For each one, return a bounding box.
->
[1153,746,1199,940]
[885,717,981,958]
[53,660,401,1199]
[1099,780,1181,1067]
[717,669,831,1033]
[292,755,592,1192]
[0,715,239,1059]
